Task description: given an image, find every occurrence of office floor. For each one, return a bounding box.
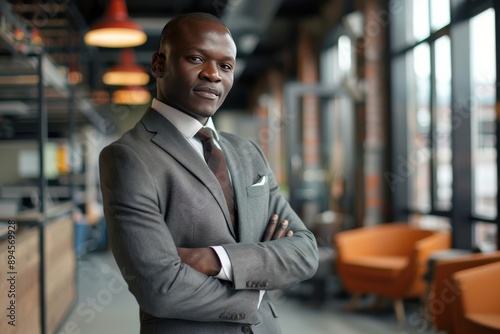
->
[59,250,437,334]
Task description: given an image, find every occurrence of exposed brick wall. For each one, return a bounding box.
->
[298,26,320,168]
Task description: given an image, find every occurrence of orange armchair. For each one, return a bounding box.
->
[428,251,500,333]
[333,223,451,323]
[452,261,500,334]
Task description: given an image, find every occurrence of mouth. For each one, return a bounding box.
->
[193,86,221,100]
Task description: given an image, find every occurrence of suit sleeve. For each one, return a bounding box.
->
[222,141,319,291]
[99,143,261,323]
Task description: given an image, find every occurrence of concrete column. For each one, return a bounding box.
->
[362,0,389,225]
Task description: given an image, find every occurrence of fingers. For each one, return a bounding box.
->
[272,219,288,240]
[261,214,294,241]
[262,214,279,242]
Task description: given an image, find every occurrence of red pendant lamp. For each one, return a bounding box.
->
[103,48,150,86]
[84,0,147,48]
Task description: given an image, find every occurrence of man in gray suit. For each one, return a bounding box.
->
[99,12,318,334]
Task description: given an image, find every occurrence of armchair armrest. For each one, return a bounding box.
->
[414,230,451,265]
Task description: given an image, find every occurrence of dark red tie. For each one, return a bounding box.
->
[195,128,237,228]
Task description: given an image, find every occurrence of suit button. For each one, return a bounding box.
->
[242,324,252,333]
[246,281,252,288]
[262,281,269,288]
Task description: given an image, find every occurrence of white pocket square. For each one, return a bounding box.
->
[251,175,267,187]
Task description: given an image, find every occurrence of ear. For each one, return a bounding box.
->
[151,52,166,78]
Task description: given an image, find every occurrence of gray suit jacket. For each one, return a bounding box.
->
[99,108,319,334]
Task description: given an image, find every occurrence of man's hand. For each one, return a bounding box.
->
[261,214,294,242]
[177,247,222,276]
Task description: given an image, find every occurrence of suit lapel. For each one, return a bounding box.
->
[141,109,235,238]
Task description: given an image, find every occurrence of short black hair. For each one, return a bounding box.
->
[157,12,229,53]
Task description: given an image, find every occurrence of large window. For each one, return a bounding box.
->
[471,8,497,219]
[406,0,452,214]
[434,35,452,211]
[408,43,432,211]
[470,8,497,250]
[391,0,498,249]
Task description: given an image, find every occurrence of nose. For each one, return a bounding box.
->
[199,62,222,82]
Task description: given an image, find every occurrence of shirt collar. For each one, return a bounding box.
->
[151,98,220,141]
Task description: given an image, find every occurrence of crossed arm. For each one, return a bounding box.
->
[100,141,318,323]
[177,214,293,276]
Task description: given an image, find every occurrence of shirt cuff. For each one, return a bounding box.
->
[210,246,233,281]
[258,290,266,308]
[210,246,264,309]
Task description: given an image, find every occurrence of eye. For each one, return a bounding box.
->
[188,56,203,63]
[220,63,233,71]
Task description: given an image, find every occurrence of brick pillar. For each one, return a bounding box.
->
[298,25,320,168]
[363,0,389,225]
[256,102,269,157]
[267,70,285,185]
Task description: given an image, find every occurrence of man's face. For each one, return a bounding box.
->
[153,19,237,124]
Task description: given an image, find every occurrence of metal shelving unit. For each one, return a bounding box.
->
[0,1,105,333]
